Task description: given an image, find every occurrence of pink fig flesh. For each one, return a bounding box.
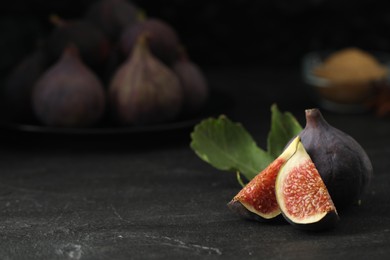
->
[228,137,300,221]
[276,139,339,231]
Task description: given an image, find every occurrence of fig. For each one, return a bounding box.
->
[275,137,339,231]
[227,136,300,221]
[109,35,182,125]
[2,47,49,123]
[32,45,106,127]
[173,51,209,115]
[47,15,110,70]
[119,18,181,65]
[299,109,373,210]
[85,0,141,41]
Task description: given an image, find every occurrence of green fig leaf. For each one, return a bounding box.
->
[267,104,303,158]
[190,104,303,184]
[190,115,273,181]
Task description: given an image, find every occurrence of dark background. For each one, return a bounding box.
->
[1,1,390,258]
[1,0,390,74]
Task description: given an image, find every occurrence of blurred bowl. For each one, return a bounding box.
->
[302,50,390,113]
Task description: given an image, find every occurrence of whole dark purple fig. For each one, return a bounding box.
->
[299,109,373,210]
[109,35,182,125]
[47,15,110,70]
[119,18,181,66]
[2,47,49,123]
[85,0,141,41]
[173,51,209,115]
[32,45,106,127]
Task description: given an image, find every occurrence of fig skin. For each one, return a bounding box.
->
[173,51,209,115]
[299,108,373,210]
[32,45,106,127]
[109,35,183,125]
[85,0,141,41]
[2,47,49,123]
[47,16,110,70]
[119,18,181,66]
[286,211,339,232]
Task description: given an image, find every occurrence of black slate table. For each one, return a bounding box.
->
[0,68,389,259]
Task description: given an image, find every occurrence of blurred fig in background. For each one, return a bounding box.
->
[32,45,106,127]
[173,50,209,115]
[2,46,50,123]
[85,0,141,42]
[109,35,182,125]
[119,18,181,66]
[47,15,110,71]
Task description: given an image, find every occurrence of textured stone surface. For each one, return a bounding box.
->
[0,68,389,259]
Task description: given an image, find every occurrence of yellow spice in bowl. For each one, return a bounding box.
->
[313,48,388,103]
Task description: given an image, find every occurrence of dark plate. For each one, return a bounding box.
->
[0,90,233,135]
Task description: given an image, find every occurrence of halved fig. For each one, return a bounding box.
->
[275,138,339,230]
[227,136,300,221]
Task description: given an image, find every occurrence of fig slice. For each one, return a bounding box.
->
[227,136,300,221]
[275,137,339,230]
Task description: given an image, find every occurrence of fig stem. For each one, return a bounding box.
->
[305,108,328,128]
[236,171,246,187]
[62,43,81,59]
[177,46,190,61]
[137,10,147,22]
[49,14,67,27]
